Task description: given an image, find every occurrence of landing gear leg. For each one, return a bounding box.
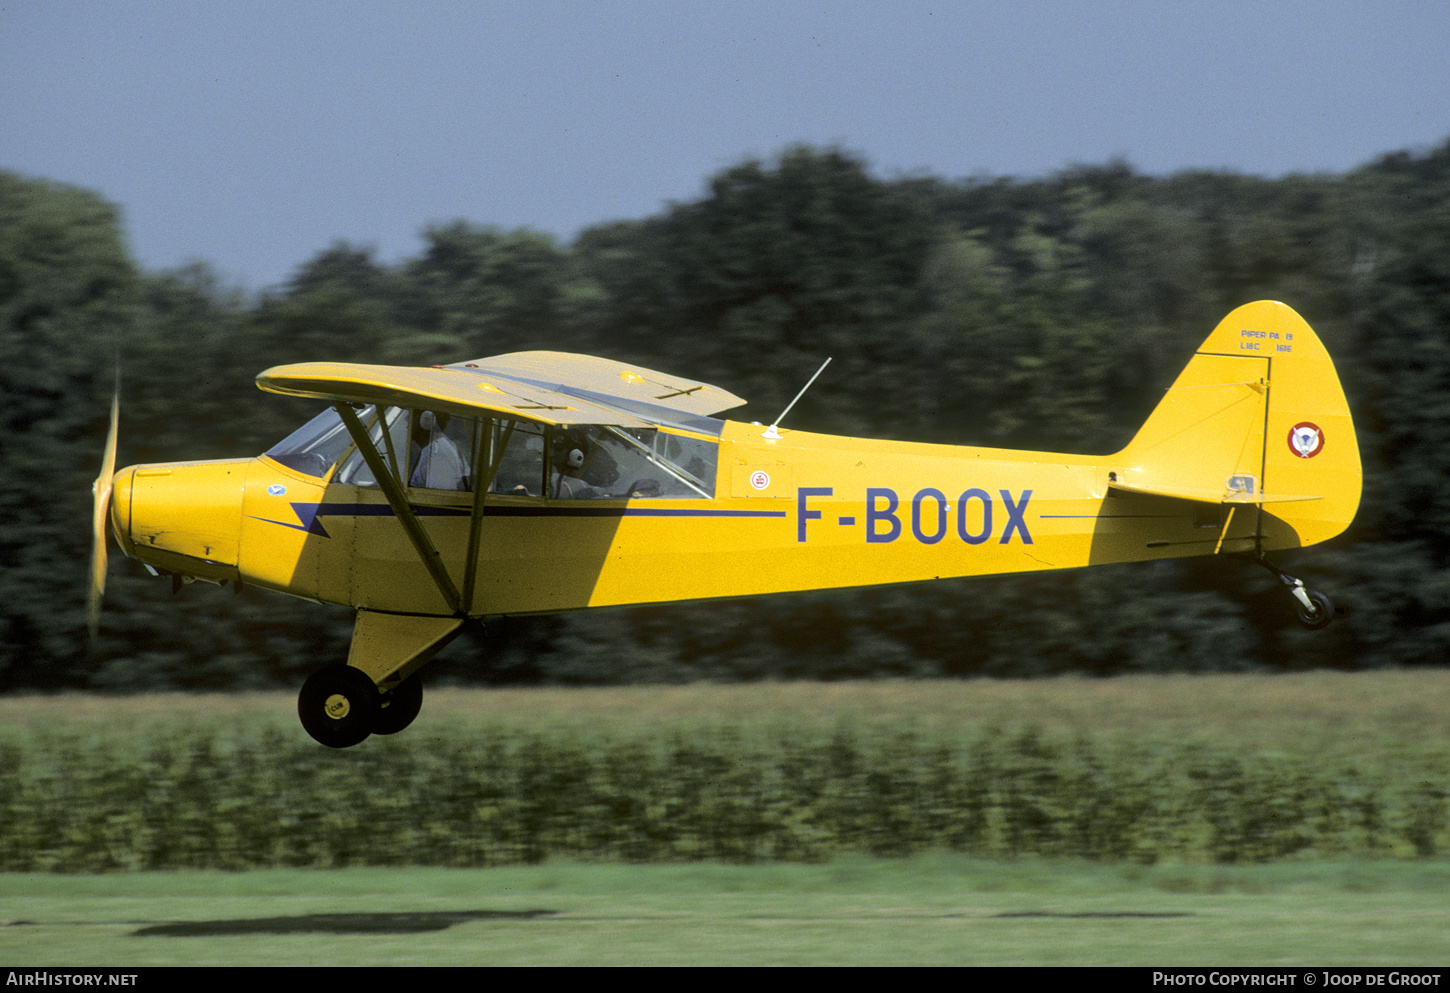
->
[1242,556,1336,629]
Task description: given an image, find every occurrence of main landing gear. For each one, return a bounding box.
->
[297,665,424,748]
[1242,556,1337,630]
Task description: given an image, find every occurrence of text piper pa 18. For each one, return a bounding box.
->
[88,301,1361,747]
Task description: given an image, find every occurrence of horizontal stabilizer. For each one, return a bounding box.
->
[1108,481,1322,505]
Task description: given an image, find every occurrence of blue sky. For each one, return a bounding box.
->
[4,1,1449,291]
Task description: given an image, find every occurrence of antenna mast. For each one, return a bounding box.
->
[762,357,832,439]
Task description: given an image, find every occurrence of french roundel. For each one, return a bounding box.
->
[1288,422,1325,459]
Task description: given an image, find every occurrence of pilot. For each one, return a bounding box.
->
[410,411,466,490]
[553,443,595,498]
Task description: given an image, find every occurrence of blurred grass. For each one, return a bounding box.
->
[4,669,1447,743]
[0,673,1446,871]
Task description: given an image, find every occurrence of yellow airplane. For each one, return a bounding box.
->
[89,300,1361,747]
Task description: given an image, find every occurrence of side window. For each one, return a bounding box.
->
[335,407,410,487]
[549,426,718,499]
[646,430,718,497]
[407,411,476,492]
[335,407,480,492]
[323,413,720,499]
[488,420,547,496]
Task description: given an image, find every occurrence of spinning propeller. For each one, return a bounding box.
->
[87,387,119,639]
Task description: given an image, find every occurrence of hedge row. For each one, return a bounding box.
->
[1,719,1445,871]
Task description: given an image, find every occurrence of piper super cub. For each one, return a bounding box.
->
[89,301,1361,746]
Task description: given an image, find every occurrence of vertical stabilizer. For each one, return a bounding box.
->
[1116,301,1361,550]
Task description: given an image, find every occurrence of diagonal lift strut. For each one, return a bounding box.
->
[333,403,462,615]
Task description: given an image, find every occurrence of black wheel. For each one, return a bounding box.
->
[372,676,423,735]
[298,664,380,748]
[1295,589,1334,630]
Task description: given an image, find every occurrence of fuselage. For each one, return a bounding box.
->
[109,417,1298,619]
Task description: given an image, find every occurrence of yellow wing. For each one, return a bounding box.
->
[256,350,748,428]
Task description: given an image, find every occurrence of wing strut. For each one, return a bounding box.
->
[334,404,462,615]
[1213,505,1238,555]
[460,420,515,615]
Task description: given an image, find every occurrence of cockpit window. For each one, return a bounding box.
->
[408,410,477,491]
[547,425,717,499]
[332,407,480,492]
[265,407,357,479]
[269,406,719,500]
[334,406,409,487]
[487,420,546,495]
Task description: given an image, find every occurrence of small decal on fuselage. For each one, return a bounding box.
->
[267,484,286,496]
[750,470,771,490]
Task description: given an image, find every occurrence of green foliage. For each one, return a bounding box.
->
[1,716,1445,871]
[575,146,937,436]
[401,222,583,360]
[0,173,141,685]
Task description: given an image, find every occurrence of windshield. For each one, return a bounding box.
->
[264,407,360,478]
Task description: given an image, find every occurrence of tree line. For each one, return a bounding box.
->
[3,138,1449,691]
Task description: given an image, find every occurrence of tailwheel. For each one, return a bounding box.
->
[1239,554,1339,630]
[372,676,424,735]
[298,664,380,748]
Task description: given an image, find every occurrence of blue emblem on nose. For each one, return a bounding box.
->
[268,484,286,497]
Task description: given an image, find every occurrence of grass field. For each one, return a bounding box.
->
[1,672,1447,964]
[2,858,1449,966]
[4,669,1447,747]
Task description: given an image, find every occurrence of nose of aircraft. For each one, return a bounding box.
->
[109,465,133,549]
[109,459,248,584]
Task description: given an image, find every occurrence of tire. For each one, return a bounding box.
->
[298,664,380,748]
[372,676,424,735]
[1295,590,1334,630]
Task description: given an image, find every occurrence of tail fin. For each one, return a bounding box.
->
[1114,301,1361,551]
